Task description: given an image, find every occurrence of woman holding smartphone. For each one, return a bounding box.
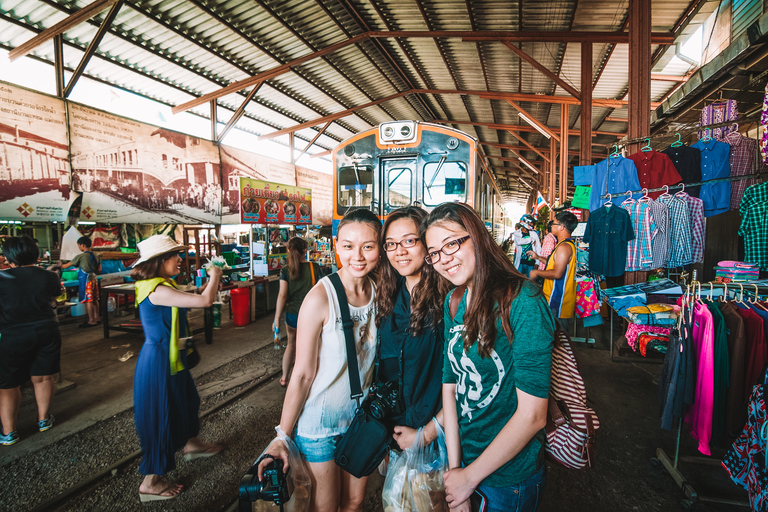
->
[259,208,381,512]
[423,203,555,512]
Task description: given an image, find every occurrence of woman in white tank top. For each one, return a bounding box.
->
[259,209,381,512]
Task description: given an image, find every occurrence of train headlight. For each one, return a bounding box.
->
[400,125,411,137]
[383,126,395,138]
[379,121,418,144]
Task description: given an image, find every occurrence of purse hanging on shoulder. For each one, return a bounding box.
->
[328,272,390,478]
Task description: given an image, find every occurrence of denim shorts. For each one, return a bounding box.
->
[293,433,341,463]
[477,465,546,512]
[285,313,299,329]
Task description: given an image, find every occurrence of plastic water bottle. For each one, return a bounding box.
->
[274,326,280,350]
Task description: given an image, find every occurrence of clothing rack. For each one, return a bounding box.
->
[653,277,751,509]
[599,172,762,199]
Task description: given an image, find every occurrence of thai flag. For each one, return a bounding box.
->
[533,192,547,218]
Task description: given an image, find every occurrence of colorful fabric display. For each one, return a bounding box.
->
[739,182,768,270]
[575,279,601,318]
[626,304,680,326]
[625,323,672,351]
[638,334,668,357]
[699,99,738,139]
[715,261,760,282]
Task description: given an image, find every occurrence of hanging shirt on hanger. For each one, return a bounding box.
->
[719,302,748,436]
[659,195,692,268]
[739,182,768,270]
[648,199,670,269]
[683,194,706,264]
[583,205,634,278]
[627,150,683,199]
[699,99,738,139]
[720,132,760,210]
[588,156,642,212]
[761,80,768,165]
[662,145,702,198]
[682,300,715,456]
[622,200,657,271]
[692,138,732,217]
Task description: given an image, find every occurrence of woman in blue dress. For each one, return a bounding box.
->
[130,235,223,502]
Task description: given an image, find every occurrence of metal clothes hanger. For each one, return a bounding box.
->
[641,138,652,152]
[671,133,683,148]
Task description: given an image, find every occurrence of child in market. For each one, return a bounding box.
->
[58,236,102,328]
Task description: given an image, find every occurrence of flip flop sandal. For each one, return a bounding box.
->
[139,485,181,502]
[183,445,222,461]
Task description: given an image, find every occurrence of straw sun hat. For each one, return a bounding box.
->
[133,235,186,266]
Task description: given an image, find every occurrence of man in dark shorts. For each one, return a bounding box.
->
[0,236,64,445]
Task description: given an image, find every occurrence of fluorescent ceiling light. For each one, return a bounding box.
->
[518,113,551,139]
[518,158,539,174]
[518,178,533,190]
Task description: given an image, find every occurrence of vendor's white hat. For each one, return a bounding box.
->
[133,235,186,266]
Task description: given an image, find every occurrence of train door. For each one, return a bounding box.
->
[378,157,416,216]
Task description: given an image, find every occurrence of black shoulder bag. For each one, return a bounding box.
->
[329,272,390,478]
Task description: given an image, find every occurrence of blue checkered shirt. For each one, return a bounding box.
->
[659,195,692,268]
[622,200,657,271]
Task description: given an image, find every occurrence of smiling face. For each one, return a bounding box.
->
[159,253,182,279]
[384,217,426,279]
[424,221,475,287]
[335,221,380,278]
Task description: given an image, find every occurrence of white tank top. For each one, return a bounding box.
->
[296,275,378,438]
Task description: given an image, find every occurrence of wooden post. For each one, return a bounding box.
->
[628,0,651,154]
[549,140,557,204]
[580,42,593,165]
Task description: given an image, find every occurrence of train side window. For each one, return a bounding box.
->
[422,161,467,206]
[338,165,374,209]
[386,166,412,212]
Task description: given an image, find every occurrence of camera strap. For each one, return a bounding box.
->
[328,272,363,405]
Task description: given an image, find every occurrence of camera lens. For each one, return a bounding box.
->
[369,400,385,419]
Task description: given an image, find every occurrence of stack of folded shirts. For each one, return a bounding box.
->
[715,261,759,283]
[626,304,680,326]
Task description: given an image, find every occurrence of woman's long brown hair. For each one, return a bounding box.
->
[375,207,447,334]
[286,237,308,281]
[423,202,529,357]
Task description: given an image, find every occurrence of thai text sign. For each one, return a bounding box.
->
[239,178,312,224]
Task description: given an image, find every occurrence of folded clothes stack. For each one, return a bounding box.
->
[625,323,671,353]
[715,260,759,283]
[626,304,680,326]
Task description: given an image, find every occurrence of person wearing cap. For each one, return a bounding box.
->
[129,235,223,502]
[512,217,541,278]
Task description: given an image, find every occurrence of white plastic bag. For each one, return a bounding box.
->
[382,419,449,512]
[250,427,312,512]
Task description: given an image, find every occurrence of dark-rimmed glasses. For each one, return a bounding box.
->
[425,236,470,265]
[383,238,420,252]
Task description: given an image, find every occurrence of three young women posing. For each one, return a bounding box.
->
[260,209,380,512]
[424,203,555,512]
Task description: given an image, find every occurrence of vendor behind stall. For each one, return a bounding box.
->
[58,237,102,328]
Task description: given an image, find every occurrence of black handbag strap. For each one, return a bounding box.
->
[328,272,363,403]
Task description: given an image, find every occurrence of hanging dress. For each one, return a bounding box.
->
[133,278,201,475]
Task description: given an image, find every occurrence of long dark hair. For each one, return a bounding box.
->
[286,237,308,281]
[375,207,447,334]
[423,203,528,357]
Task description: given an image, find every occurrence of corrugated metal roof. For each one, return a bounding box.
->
[0,0,718,201]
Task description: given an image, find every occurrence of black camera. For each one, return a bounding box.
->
[365,381,402,420]
[239,457,293,511]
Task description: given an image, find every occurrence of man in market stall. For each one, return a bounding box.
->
[529,211,579,332]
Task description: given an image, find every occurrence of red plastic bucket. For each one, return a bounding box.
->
[230,288,251,326]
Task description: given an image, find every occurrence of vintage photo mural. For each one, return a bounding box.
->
[0,82,76,221]
[69,103,221,224]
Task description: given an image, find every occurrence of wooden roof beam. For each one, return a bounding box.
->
[172,33,368,114]
[504,131,550,162]
[367,31,674,44]
[9,0,119,61]
[297,121,332,160]
[502,41,580,100]
[433,119,625,138]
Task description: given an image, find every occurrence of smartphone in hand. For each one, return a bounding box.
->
[470,489,488,512]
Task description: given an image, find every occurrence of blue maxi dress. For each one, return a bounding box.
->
[133,279,201,475]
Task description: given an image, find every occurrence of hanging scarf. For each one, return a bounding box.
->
[135,278,185,375]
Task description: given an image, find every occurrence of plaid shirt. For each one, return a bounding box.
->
[719,132,759,210]
[538,233,557,270]
[659,195,692,268]
[739,182,768,270]
[622,200,657,271]
[648,199,669,269]
[684,194,705,264]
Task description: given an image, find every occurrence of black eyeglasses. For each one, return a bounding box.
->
[425,236,470,265]
[383,238,420,252]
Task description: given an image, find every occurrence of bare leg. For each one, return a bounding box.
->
[340,470,369,512]
[307,460,341,512]
[281,325,297,385]
[86,302,99,325]
[182,436,222,454]
[30,375,55,422]
[139,474,183,496]
[0,387,21,434]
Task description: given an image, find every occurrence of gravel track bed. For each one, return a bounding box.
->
[0,343,284,512]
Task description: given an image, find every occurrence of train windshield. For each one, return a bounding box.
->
[383,158,414,213]
[422,160,467,206]
[338,164,374,209]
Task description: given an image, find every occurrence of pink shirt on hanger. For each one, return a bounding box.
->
[681,300,715,456]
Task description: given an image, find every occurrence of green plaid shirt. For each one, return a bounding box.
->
[739,182,768,270]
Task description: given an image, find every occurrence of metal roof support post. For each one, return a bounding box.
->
[53,35,64,98]
[628,0,651,154]
[580,42,593,166]
[210,100,217,142]
[560,104,569,203]
[289,132,295,166]
[549,139,557,204]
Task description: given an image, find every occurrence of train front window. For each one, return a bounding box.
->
[383,160,413,212]
[422,160,467,206]
[338,165,374,209]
